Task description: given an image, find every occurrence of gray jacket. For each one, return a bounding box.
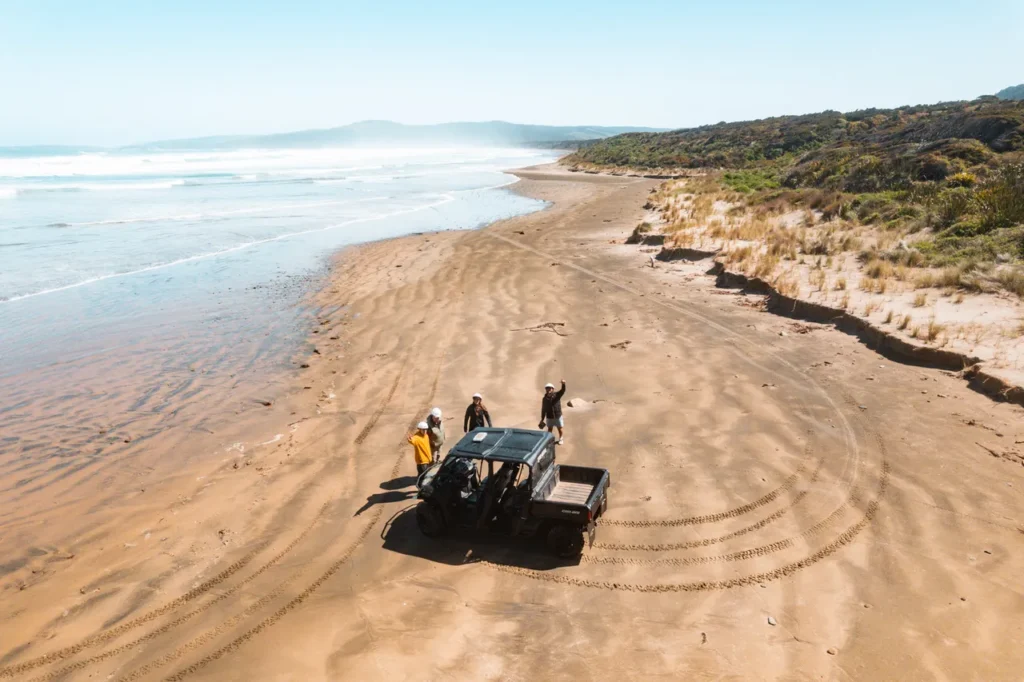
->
[428,419,445,452]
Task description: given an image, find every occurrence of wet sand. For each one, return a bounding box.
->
[2,166,1023,681]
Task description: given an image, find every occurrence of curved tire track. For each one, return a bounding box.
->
[583,484,866,568]
[25,503,330,682]
[600,460,810,528]
[161,502,386,682]
[595,456,826,551]
[154,345,448,680]
[0,538,274,679]
[484,463,889,592]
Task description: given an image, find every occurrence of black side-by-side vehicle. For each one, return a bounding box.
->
[415,428,610,558]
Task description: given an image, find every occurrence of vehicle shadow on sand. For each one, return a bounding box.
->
[380,506,582,571]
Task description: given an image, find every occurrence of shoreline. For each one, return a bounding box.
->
[0,162,553,565]
[2,166,1023,680]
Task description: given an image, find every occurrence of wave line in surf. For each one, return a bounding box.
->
[0,194,458,305]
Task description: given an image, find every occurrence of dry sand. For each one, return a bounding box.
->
[2,166,1023,681]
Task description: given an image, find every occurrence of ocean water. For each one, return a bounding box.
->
[0,147,556,471]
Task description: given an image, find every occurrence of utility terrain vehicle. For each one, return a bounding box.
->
[416,428,609,558]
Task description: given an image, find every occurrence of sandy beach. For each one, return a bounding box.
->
[2,165,1023,681]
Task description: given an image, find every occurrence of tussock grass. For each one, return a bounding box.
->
[914,264,985,292]
[723,245,754,267]
[864,259,895,279]
[753,253,780,279]
[995,267,1024,298]
[773,273,799,297]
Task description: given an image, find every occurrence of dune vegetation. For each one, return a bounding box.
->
[567,98,1024,286]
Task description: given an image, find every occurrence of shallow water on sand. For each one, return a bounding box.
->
[0,147,555,493]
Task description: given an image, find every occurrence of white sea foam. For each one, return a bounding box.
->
[12,179,186,194]
[67,196,384,227]
[0,148,540,180]
[0,194,457,305]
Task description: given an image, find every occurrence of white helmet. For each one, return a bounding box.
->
[544,383,555,389]
[472,393,482,399]
[430,407,442,419]
[416,421,429,430]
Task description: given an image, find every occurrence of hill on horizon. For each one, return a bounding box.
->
[128,120,666,152]
[0,121,665,157]
[997,84,1024,101]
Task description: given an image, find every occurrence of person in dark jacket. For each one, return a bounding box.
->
[463,393,492,433]
[538,379,566,445]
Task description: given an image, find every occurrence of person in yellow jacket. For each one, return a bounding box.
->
[408,421,433,476]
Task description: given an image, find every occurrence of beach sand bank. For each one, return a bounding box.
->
[2,165,1023,681]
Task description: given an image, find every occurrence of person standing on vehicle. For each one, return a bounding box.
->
[408,421,432,476]
[463,393,492,433]
[427,407,445,462]
[538,379,566,445]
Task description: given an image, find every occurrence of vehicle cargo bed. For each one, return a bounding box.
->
[547,480,595,504]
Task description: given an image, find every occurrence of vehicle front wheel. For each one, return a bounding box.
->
[415,501,446,538]
[546,524,585,558]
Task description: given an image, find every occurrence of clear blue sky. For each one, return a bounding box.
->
[1,0,1021,146]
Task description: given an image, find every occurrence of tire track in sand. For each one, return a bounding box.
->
[485,232,860,470]
[25,503,330,682]
[354,357,409,445]
[582,484,865,568]
[6,356,412,678]
[0,538,273,679]
[595,454,825,551]
[153,345,447,681]
[477,231,884,587]
[158,504,385,682]
[482,462,889,592]
[600,460,810,528]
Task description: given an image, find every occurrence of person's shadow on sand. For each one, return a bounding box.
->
[354,475,419,515]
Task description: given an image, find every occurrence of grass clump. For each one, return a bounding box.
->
[723,169,780,193]
[994,267,1024,297]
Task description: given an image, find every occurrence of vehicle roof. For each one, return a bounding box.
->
[447,428,554,465]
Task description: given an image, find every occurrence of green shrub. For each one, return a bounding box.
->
[918,225,1024,265]
[946,171,978,188]
[722,169,779,193]
[936,187,977,227]
[915,154,951,181]
[975,163,1024,229]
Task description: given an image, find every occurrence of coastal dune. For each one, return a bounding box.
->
[1,167,1023,680]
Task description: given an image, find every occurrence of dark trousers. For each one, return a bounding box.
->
[417,463,431,476]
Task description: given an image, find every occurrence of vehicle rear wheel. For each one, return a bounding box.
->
[546,524,585,558]
[416,501,446,538]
